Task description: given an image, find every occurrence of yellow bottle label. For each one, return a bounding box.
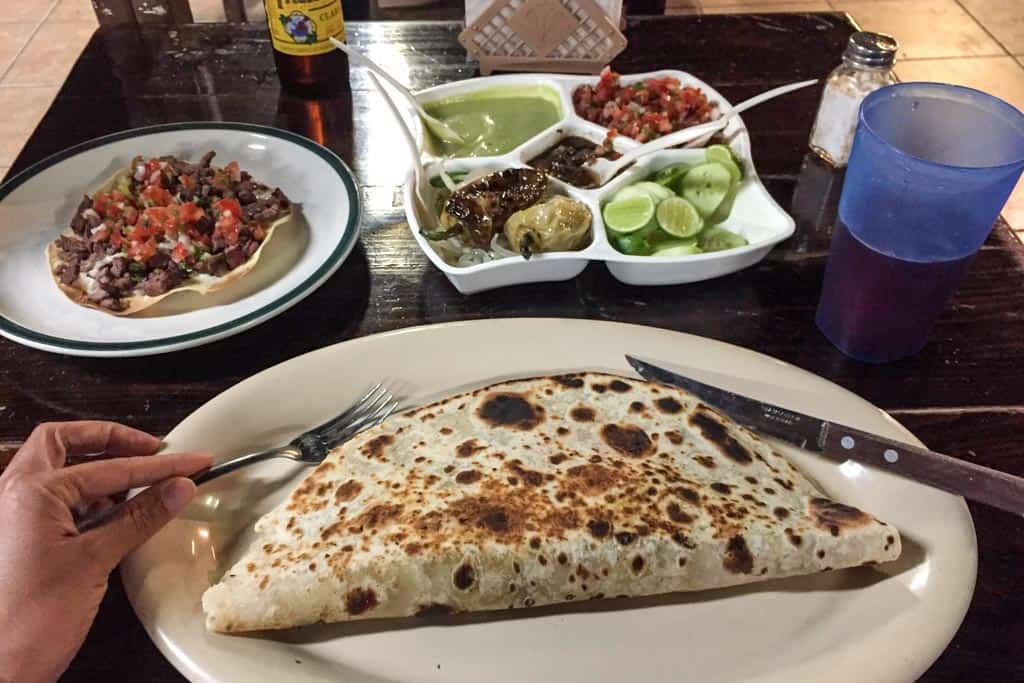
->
[264,0,346,56]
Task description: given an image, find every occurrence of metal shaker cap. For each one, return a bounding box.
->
[843,31,898,68]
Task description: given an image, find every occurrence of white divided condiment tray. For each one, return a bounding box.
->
[403,71,795,294]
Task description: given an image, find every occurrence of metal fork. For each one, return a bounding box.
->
[191,384,399,485]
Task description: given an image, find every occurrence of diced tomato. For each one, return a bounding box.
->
[178,201,204,225]
[93,192,124,219]
[122,206,139,226]
[110,228,123,248]
[133,206,177,240]
[144,158,162,178]
[127,237,157,263]
[91,223,111,242]
[171,243,190,263]
[142,184,174,207]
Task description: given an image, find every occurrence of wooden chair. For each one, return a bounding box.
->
[92,0,249,24]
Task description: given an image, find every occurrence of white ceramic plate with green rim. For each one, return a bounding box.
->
[0,123,361,357]
[122,318,975,683]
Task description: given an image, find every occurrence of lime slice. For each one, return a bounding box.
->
[603,195,656,234]
[652,240,701,257]
[651,163,691,188]
[698,226,749,252]
[655,196,703,238]
[680,163,732,217]
[612,181,674,204]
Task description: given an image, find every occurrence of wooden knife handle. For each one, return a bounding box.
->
[820,424,1024,516]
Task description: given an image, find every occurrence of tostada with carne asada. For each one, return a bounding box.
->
[47,151,292,315]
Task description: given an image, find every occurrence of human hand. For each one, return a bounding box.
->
[0,421,212,683]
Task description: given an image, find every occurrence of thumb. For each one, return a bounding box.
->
[85,477,197,568]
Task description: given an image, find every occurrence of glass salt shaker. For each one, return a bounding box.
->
[809,31,899,168]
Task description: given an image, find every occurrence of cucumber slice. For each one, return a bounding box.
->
[603,195,656,235]
[706,145,744,183]
[698,226,749,252]
[655,196,703,238]
[653,240,701,257]
[651,163,692,188]
[680,163,732,218]
[613,229,656,256]
[612,181,674,204]
[708,185,738,225]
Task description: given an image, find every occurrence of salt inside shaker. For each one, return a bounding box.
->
[809,31,899,168]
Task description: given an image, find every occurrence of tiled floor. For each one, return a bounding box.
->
[3,0,1024,235]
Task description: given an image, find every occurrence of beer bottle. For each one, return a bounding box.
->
[264,0,349,98]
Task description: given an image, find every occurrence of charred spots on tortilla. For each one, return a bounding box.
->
[576,564,591,579]
[592,383,607,393]
[674,486,700,505]
[416,603,457,618]
[524,598,536,607]
[549,454,567,465]
[439,427,453,435]
[506,460,544,487]
[615,531,636,546]
[456,438,486,458]
[600,424,654,458]
[455,470,482,485]
[672,530,696,548]
[443,465,455,474]
[360,434,394,461]
[571,406,596,422]
[629,401,646,414]
[481,507,510,532]
[556,426,570,436]
[763,487,776,495]
[654,397,683,414]
[345,588,379,615]
[631,555,645,574]
[557,552,568,565]
[694,455,716,469]
[723,535,754,574]
[453,564,476,590]
[689,410,754,465]
[609,380,631,393]
[666,502,693,524]
[529,537,542,550]
[774,477,795,491]
[710,482,732,495]
[587,519,612,538]
[538,555,548,566]
[552,374,585,389]
[785,528,803,546]
[773,507,789,520]
[477,393,545,430]
[745,476,758,484]
[809,497,872,534]
[885,534,895,550]
[414,456,426,463]
[664,430,683,445]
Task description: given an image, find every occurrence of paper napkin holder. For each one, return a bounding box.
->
[459,0,627,75]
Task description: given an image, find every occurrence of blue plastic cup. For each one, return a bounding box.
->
[816,82,1024,362]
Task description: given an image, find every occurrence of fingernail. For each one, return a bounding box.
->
[160,478,196,515]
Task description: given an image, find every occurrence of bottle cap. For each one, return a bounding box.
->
[844,31,898,68]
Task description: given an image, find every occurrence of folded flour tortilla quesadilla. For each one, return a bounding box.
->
[202,373,901,633]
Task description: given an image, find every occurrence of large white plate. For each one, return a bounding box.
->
[0,123,361,357]
[122,319,976,683]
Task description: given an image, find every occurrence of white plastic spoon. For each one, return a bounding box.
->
[329,37,464,146]
[590,78,819,186]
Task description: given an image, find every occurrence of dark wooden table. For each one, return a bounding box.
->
[4,14,1022,683]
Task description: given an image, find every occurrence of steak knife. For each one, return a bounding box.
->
[626,355,1024,516]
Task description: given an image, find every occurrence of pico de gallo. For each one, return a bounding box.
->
[51,151,290,312]
[572,68,716,144]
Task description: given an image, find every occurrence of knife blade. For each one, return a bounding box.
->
[626,355,1024,516]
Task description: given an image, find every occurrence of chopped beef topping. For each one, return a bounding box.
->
[52,151,290,310]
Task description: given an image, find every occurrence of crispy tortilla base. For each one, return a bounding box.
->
[47,170,291,316]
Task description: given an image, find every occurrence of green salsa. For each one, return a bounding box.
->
[423,85,562,158]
